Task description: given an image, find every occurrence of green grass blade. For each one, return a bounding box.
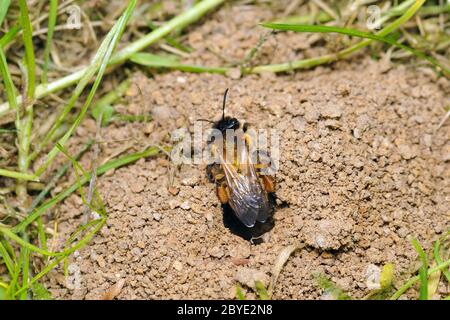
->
[18,234,30,300]
[61,149,108,218]
[30,26,117,162]
[0,47,18,110]
[0,241,15,277]
[315,273,351,300]
[342,0,426,51]
[131,52,228,74]
[0,168,39,181]
[0,282,10,299]
[29,140,93,211]
[36,217,47,252]
[17,0,37,199]
[236,285,246,300]
[0,25,20,49]
[18,0,36,99]
[55,142,101,214]
[411,238,428,300]
[0,0,11,27]
[390,260,450,300]
[14,218,105,296]
[34,0,137,174]
[31,282,53,300]
[427,262,441,299]
[0,227,60,257]
[41,0,58,85]
[64,219,102,249]
[434,239,450,283]
[7,251,21,297]
[1,239,17,265]
[255,281,270,300]
[419,4,450,16]
[0,128,16,134]
[261,24,449,75]
[148,21,193,53]
[91,79,130,126]
[109,0,225,66]
[273,12,331,24]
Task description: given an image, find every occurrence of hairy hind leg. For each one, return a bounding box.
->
[216,184,229,204]
[261,175,276,193]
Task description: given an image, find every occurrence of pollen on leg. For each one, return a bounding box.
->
[261,175,276,193]
[243,133,252,147]
[216,185,229,204]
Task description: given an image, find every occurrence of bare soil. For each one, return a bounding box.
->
[42,4,449,299]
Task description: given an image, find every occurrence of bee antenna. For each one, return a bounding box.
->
[222,88,229,121]
[196,119,214,124]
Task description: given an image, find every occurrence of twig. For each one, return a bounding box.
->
[436,109,450,131]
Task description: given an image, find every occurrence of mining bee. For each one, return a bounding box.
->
[205,89,276,243]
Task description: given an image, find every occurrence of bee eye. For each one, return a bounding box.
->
[230,119,240,130]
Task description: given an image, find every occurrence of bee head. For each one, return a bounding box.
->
[213,116,240,133]
[200,88,244,137]
[213,88,241,133]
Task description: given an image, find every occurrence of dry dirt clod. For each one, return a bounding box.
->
[320,104,342,119]
[398,144,418,160]
[173,261,183,271]
[102,279,126,300]
[235,268,269,290]
[365,264,381,290]
[208,246,225,259]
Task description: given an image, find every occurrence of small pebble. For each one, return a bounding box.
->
[153,212,162,221]
[173,261,183,271]
[180,201,191,210]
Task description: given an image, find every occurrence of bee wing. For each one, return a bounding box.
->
[220,144,270,227]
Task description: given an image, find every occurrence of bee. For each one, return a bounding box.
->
[205,89,276,242]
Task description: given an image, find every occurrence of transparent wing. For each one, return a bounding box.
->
[220,143,270,227]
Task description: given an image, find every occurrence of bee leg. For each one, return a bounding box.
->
[261,175,276,193]
[250,234,264,245]
[243,133,252,147]
[206,164,215,182]
[216,184,229,204]
[207,163,223,183]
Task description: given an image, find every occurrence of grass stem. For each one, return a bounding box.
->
[41,0,58,85]
[16,0,37,202]
[0,169,38,181]
[253,0,425,73]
